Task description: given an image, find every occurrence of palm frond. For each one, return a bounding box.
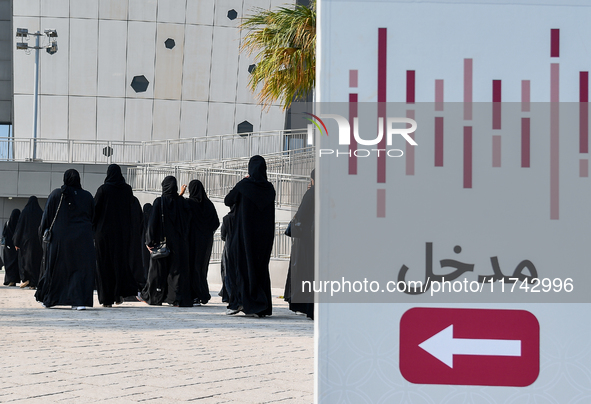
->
[240,1,316,110]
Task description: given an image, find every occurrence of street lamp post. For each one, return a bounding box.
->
[15,28,58,160]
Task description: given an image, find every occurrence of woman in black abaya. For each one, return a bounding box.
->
[187,179,219,305]
[93,164,139,307]
[36,169,95,309]
[284,170,315,319]
[139,176,192,307]
[13,196,43,289]
[224,155,275,317]
[2,209,21,286]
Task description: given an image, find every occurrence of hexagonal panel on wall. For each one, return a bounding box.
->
[237,120,254,135]
[130,75,150,93]
[227,9,238,20]
[165,38,176,49]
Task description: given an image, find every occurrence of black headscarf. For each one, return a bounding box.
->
[61,169,81,194]
[188,180,206,203]
[235,155,275,211]
[188,179,219,232]
[104,164,126,187]
[311,169,315,181]
[162,176,178,196]
[248,155,268,182]
[7,209,20,233]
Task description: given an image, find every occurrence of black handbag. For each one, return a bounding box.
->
[43,194,63,244]
[150,197,170,260]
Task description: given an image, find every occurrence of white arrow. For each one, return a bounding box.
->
[418,324,521,368]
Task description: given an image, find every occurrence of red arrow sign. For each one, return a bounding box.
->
[400,308,539,387]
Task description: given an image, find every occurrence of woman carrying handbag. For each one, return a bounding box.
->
[138,176,192,307]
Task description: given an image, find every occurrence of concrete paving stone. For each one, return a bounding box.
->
[0,283,313,403]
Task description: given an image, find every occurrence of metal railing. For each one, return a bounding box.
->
[128,165,310,208]
[210,222,291,263]
[0,129,308,165]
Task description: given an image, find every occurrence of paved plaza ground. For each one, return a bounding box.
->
[0,279,314,403]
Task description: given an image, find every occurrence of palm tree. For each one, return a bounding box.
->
[240,1,316,110]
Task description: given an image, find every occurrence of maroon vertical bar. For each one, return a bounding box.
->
[349,93,358,175]
[406,110,415,175]
[521,118,530,168]
[434,117,444,167]
[435,79,444,111]
[521,80,530,112]
[551,29,560,58]
[406,70,415,104]
[580,159,589,178]
[550,63,559,220]
[464,59,473,120]
[377,189,386,218]
[377,28,387,184]
[349,70,358,88]
[464,126,472,189]
[492,135,501,167]
[580,71,589,154]
[493,80,502,130]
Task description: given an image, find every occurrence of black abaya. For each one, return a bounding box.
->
[187,180,219,305]
[129,196,145,290]
[2,209,21,285]
[35,169,95,308]
[220,209,236,306]
[284,180,315,319]
[93,164,139,305]
[224,156,275,316]
[13,196,43,287]
[141,176,192,307]
[141,203,153,284]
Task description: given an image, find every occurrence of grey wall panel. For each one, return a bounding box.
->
[234,103,262,134]
[179,100,208,138]
[0,100,10,123]
[124,98,153,141]
[97,19,127,98]
[157,0,187,24]
[209,26,240,103]
[41,0,69,18]
[39,95,68,139]
[213,0,243,28]
[243,0,272,16]
[129,0,157,22]
[96,97,125,140]
[0,81,11,99]
[260,105,285,132]
[206,102,235,136]
[70,0,99,19]
[69,96,96,140]
[181,24,212,102]
[69,18,98,97]
[154,23,184,100]
[185,0,214,25]
[152,99,180,140]
[17,170,52,196]
[13,95,34,138]
[126,21,156,99]
[0,169,19,196]
[99,0,129,20]
[0,2,11,124]
[235,30,259,105]
[14,0,40,17]
[39,17,69,96]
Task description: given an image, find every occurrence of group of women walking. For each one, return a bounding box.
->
[1,155,279,317]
